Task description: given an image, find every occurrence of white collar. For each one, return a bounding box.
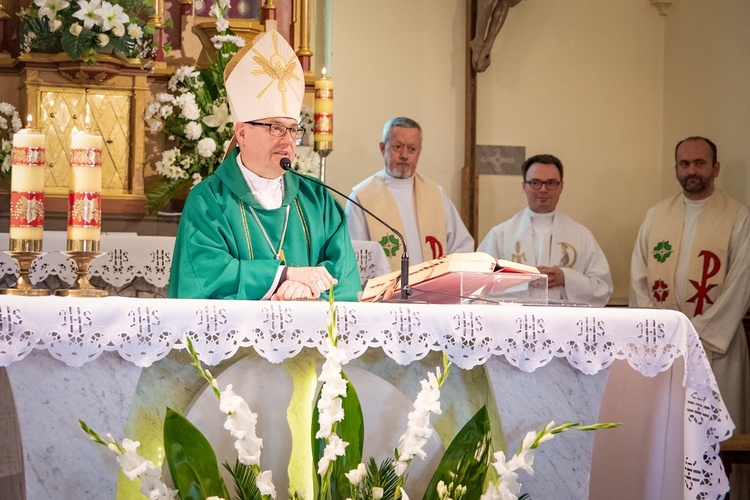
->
[237,154,284,209]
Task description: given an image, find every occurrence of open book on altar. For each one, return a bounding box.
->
[360,252,548,303]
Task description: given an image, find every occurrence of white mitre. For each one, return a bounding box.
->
[224,29,304,123]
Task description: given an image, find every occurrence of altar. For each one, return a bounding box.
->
[0,296,733,499]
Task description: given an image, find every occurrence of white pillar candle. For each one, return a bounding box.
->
[67,129,103,245]
[9,121,46,247]
[314,68,334,150]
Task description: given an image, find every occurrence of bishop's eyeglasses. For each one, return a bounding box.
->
[524,179,562,190]
[247,121,305,140]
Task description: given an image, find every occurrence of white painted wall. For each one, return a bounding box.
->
[327,0,668,302]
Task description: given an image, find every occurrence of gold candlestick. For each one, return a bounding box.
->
[56,250,107,297]
[0,248,51,296]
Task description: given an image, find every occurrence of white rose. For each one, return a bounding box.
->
[69,23,83,36]
[112,25,125,37]
[97,33,110,47]
[49,18,63,32]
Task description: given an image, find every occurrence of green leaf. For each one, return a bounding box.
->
[163,408,230,500]
[146,176,191,214]
[311,371,365,499]
[61,30,96,62]
[223,459,263,500]
[424,406,492,500]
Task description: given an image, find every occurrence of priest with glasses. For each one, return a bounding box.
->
[169,30,361,301]
[478,154,613,307]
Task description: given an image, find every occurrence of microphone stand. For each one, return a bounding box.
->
[280,157,412,301]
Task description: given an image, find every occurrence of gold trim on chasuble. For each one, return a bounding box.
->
[238,199,311,262]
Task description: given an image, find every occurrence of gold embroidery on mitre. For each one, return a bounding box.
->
[251,31,301,115]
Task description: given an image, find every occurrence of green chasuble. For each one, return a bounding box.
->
[168,150,361,300]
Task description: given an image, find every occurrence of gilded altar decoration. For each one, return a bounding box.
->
[17,0,156,65]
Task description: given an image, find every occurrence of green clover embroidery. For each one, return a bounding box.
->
[379,234,400,257]
[652,240,672,263]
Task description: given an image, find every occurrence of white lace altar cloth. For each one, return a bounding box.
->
[0,296,733,498]
[0,232,174,288]
[0,233,389,289]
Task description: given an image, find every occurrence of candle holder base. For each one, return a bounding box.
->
[0,251,51,296]
[56,251,108,297]
[315,148,332,182]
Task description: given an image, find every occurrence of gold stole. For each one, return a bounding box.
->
[646,191,740,318]
[354,172,447,271]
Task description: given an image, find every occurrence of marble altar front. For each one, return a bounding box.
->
[0,297,734,499]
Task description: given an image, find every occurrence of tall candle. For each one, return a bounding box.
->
[67,127,103,248]
[9,116,46,250]
[313,68,333,151]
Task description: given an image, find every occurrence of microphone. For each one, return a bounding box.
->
[280,157,412,301]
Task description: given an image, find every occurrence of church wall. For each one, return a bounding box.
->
[662,0,750,207]
[327,0,665,304]
[474,1,664,304]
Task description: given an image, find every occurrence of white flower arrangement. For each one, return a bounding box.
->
[143,1,240,213]
[80,294,619,500]
[17,0,156,65]
[0,102,23,179]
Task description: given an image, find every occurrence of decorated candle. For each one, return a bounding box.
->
[313,68,333,150]
[9,116,46,250]
[67,127,103,247]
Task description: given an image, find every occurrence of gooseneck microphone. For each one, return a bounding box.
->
[280,157,411,300]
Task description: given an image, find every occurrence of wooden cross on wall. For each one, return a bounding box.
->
[461,0,524,241]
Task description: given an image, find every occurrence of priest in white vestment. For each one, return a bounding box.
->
[630,136,750,433]
[478,154,613,307]
[346,117,474,271]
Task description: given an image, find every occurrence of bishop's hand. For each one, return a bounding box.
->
[286,266,338,298]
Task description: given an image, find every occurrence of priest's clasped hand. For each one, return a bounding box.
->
[537,266,565,288]
[271,266,338,301]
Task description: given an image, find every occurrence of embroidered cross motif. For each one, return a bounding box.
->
[379,234,400,257]
[652,240,672,262]
[652,279,669,302]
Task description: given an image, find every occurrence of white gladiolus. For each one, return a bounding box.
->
[256,470,276,499]
[394,370,443,475]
